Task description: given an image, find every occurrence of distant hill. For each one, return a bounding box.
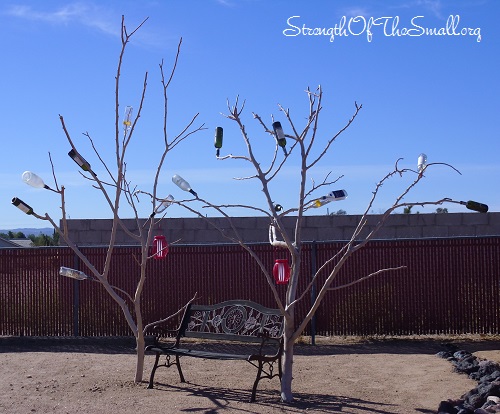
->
[0,228,53,236]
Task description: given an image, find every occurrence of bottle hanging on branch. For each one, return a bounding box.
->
[214,127,223,157]
[11,197,34,215]
[417,153,427,173]
[151,194,174,217]
[22,171,50,190]
[172,174,198,197]
[311,190,348,208]
[59,267,89,281]
[123,106,133,131]
[272,121,288,156]
[461,200,488,213]
[68,149,92,172]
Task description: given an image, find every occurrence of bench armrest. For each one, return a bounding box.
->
[146,325,182,347]
[251,330,283,359]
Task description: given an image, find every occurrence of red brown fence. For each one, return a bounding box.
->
[1,237,499,337]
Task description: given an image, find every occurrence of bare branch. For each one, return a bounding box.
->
[328,266,406,291]
[306,100,362,170]
[177,198,285,313]
[84,132,115,183]
[162,37,182,91]
[143,292,198,334]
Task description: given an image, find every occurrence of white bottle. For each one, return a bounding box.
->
[417,153,427,173]
[22,171,47,189]
[312,190,348,207]
[172,174,198,197]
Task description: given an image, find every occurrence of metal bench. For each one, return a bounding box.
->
[145,299,284,402]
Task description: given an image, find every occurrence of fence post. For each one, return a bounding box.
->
[310,241,317,345]
[73,253,80,337]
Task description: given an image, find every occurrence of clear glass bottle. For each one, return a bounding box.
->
[172,174,198,197]
[22,171,48,189]
[59,267,89,281]
[154,194,174,215]
[123,106,133,130]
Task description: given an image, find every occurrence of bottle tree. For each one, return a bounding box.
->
[176,87,487,402]
[11,17,202,383]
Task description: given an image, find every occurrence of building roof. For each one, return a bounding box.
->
[0,238,34,248]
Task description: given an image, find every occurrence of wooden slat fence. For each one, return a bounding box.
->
[0,237,499,337]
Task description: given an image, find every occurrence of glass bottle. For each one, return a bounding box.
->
[214,127,223,156]
[272,121,288,155]
[68,149,91,172]
[172,174,198,197]
[59,267,88,281]
[312,190,348,207]
[463,200,488,213]
[154,194,174,215]
[22,171,48,189]
[11,197,33,215]
[417,153,427,173]
[123,106,133,131]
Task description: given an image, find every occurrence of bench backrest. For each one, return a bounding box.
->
[180,300,284,343]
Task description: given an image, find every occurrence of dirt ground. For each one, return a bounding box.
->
[2,335,500,414]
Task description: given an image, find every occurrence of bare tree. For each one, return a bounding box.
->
[12,17,203,383]
[176,86,474,402]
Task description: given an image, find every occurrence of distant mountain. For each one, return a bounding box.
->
[0,228,53,236]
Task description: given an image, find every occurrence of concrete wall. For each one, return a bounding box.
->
[63,212,500,246]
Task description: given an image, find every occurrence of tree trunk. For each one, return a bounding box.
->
[134,333,145,383]
[280,317,295,402]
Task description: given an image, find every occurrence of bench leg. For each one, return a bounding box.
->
[175,355,186,383]
[278,354,283,380]
[250,358,281,402]
[148,353,186,388]
[148,353,161,389]
[250,360,263,402]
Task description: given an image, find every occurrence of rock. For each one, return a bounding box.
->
[437,348,500,414]
[465,393,485,410]
[475,404,500,413]
[455,350,473,360]
[455,355,480,375]
[472,363,500,381]
[438,400,459,413]
[438,350,455,359]
[479,371,500,384]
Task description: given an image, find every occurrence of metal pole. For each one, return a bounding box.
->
[310,241,317,346]
[73,253,80,337]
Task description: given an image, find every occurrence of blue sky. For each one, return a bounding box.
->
[1,0,498,230]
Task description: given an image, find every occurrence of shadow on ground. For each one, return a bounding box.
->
[149,380,400,414]
[2,335,500,357]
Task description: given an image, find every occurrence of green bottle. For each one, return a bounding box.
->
[214,127,223,156]
[463,200,488,213]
